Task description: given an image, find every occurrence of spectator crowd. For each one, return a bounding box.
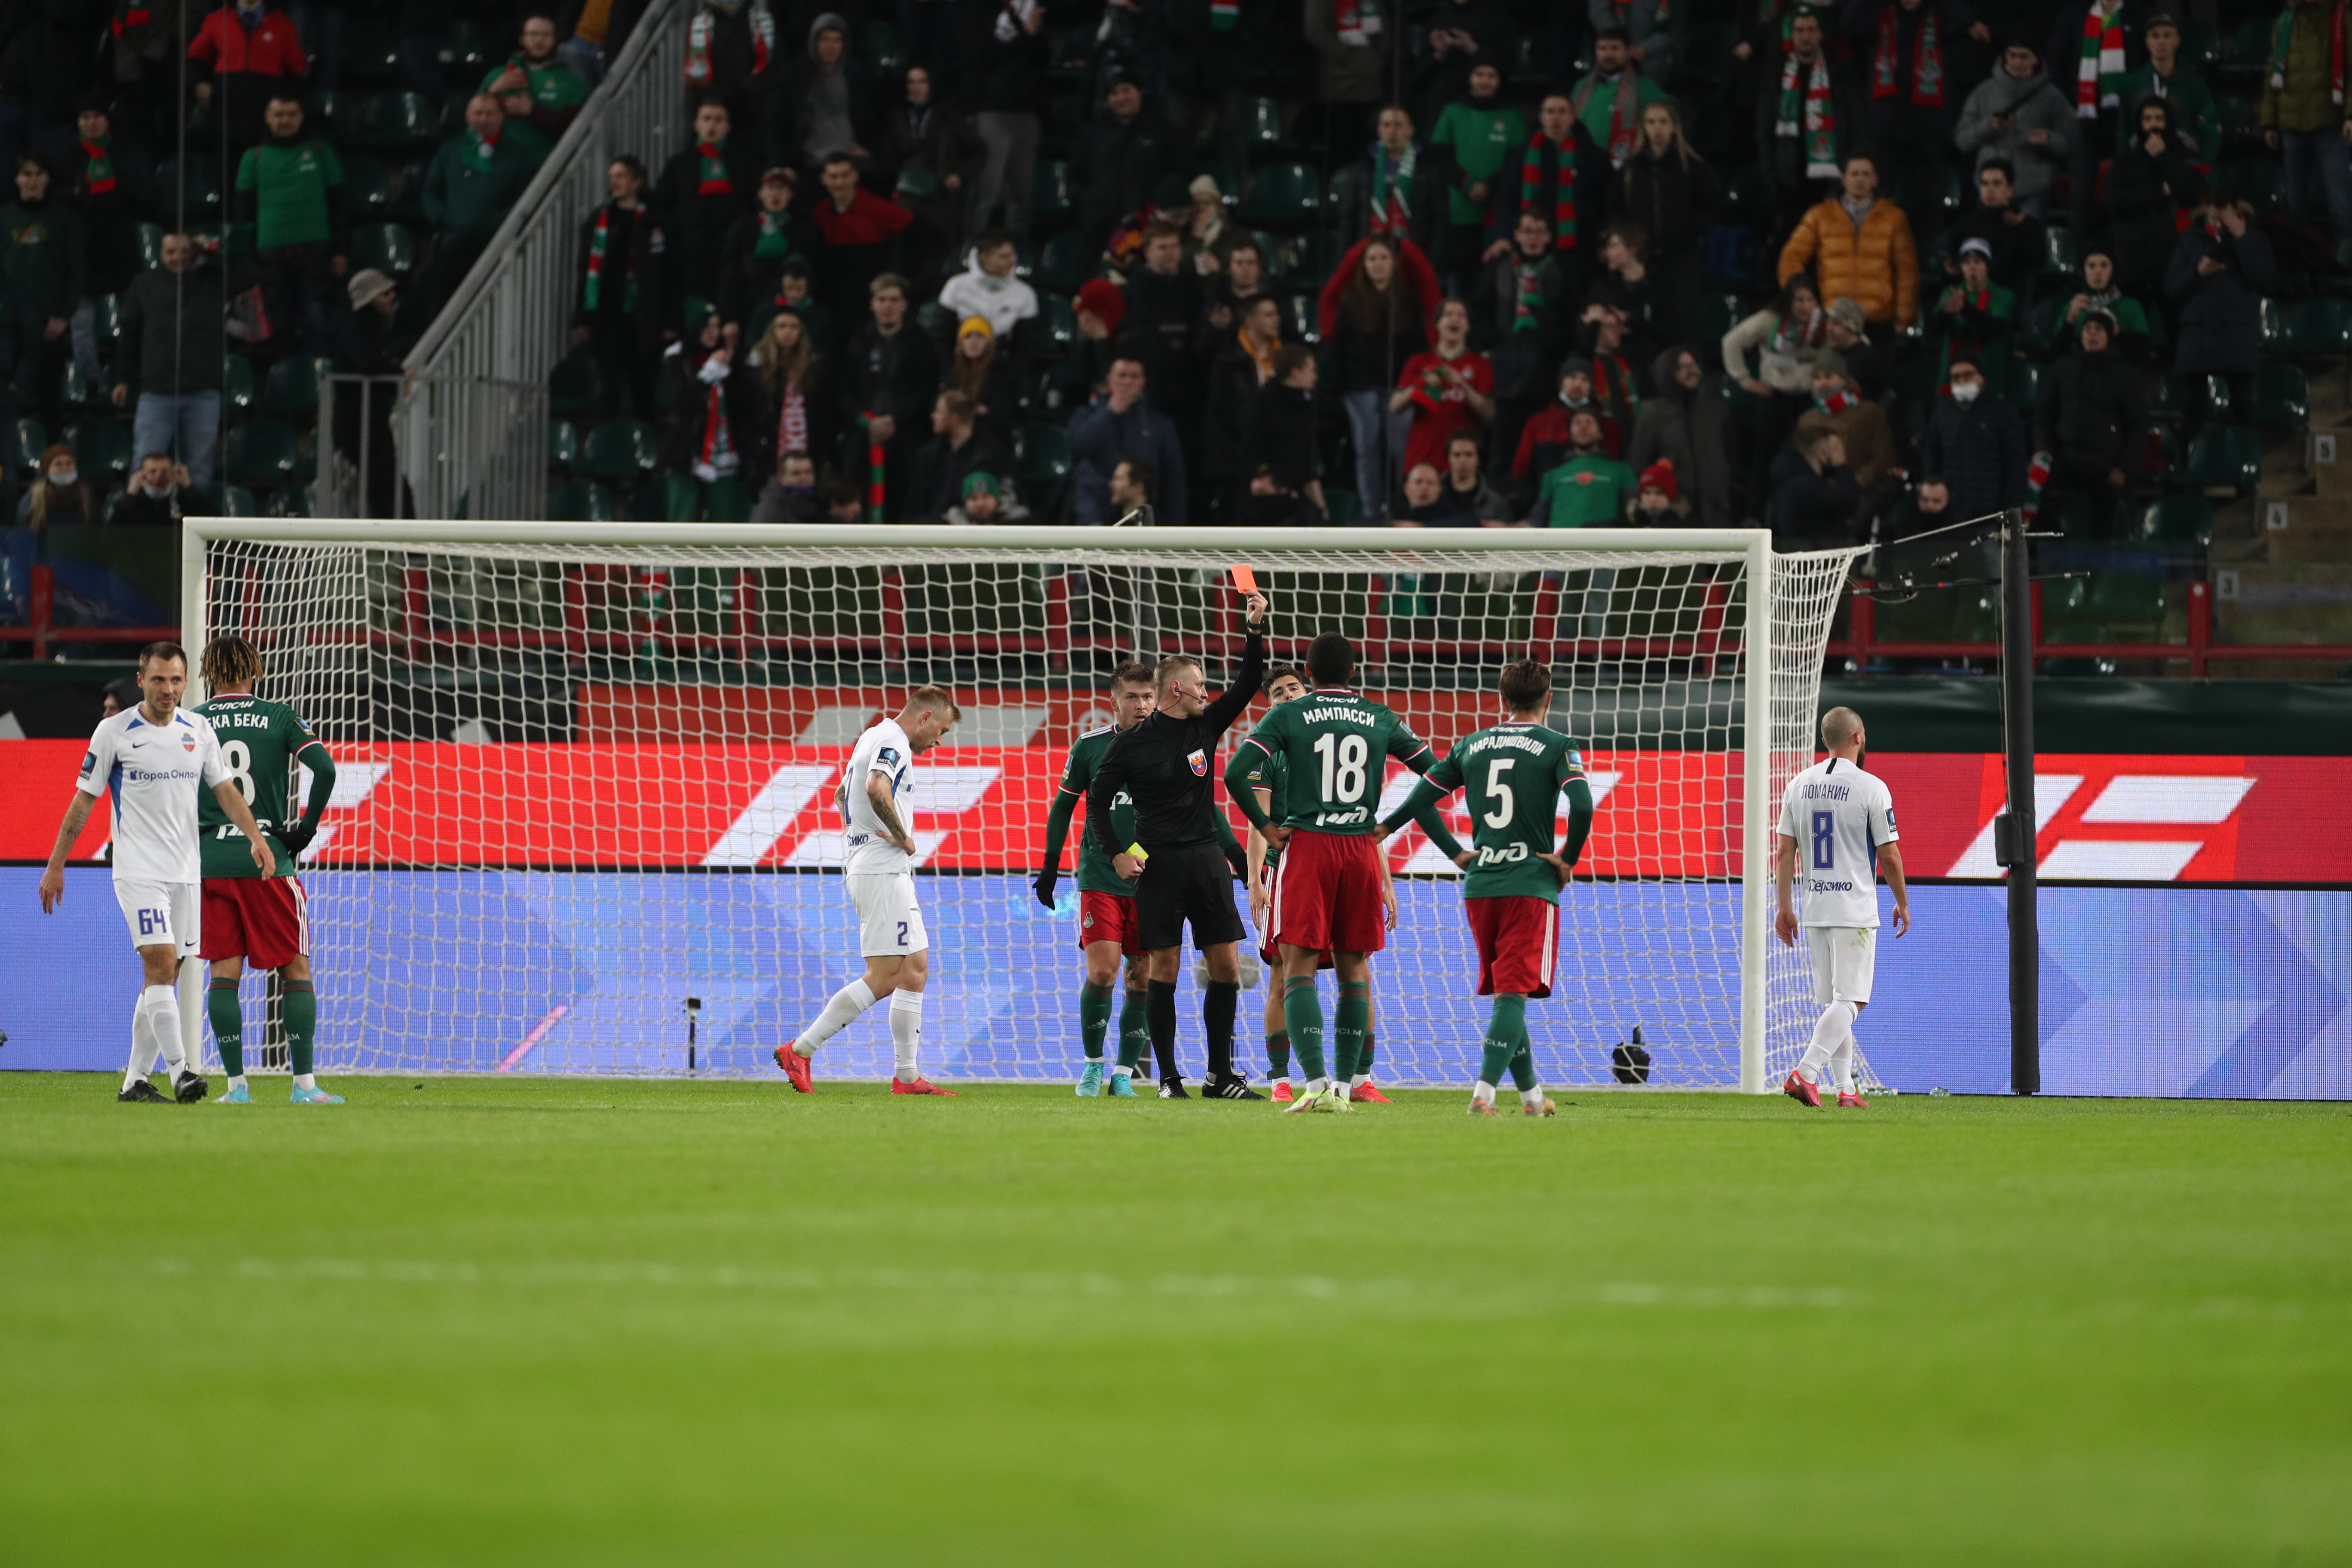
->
[0,0,2318,564]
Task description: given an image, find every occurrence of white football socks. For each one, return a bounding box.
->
[1471,1081,1498,1105]
[125,984,181,1090]
[797,977,879,1055]
[889,990,924,1081]
[1829,1032,1856,1095]
[1798,1000,1857,1085]
[1520,1084,1548,1108]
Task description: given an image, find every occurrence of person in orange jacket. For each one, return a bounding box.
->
[1775,151,1919,331]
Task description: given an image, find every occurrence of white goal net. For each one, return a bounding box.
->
[182,522,1860,1090]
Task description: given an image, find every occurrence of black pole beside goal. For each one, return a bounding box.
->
[1997,507,2040,1096]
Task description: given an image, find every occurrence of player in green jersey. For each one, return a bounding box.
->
[1238,664,1308,1097]
[193,636,341,1105]
[1381,659,1594,1115]
[1036,663,1160,1097]
[1226,634,1434,1113]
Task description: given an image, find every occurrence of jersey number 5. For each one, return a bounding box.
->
[1481,757,1516,829]
[1811,810,1835,870]
[1311,732,1369,803]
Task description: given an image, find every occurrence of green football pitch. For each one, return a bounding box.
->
[3,1073,2345,1566]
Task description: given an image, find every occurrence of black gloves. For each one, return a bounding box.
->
[1033,869,1059,910]
[278,821,318,857]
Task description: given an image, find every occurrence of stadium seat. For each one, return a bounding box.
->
[2131,495,2216,553]
[1326,489,1364,526]
[2215,91,2260,152]
[64,419,133,482]
[2223,159,2287,217]
[215,484,262,517]
[1016,421,1072,493]
[301,89,350,143]
[2260,295,2286,352]
[58,360,100,412]
[2255,361,2309,431]
[2220,16,2275,77]
[2008,359,2041,412]
[545,479,616,522]
[5,417,43,474]
[1724,162,1772,232]
[1697,293,1743,347]
[2050,492,2120,542]
[219,354,255,414]
[356,91,438,153]
[547,419,579,474]
[1032,159,1074,225]
[156,155,223,221]
[341,154,390,213]
[580,418,660,482]
[436,17,487,79]
[1035,294,1077,355]
[348,221,417,279]
[548,350,603,419]
[258,355,330,421]
[1035,230,1093,294]
[1870,587,1958,645]
[2020,293,2072,355]
[860,18,905,76]
[2283,296,2352,358]
[2040,224,2078,277]
[2180,18,2220,70]
[2149,374,2218,423]
[269,482,316,518]
[1237,95,1289,157]
[1898,162,1961,224]
[135,221,165,270]
[702,475,753,523]
[224,418,307,486]
[2172,425,2260,493]
[1038,91,1087,157]
[2040,574,2103,643]
[1047,25,1090,82]
[1234,161,1321,227]
[341,14,401,83]
[1282,293,1319,345]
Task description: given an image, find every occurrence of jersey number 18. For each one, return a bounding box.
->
[1311,732,1368,803]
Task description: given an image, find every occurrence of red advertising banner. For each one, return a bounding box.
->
[7,740,2348,882]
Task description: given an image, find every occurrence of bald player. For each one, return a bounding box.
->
[1774,706,1910,1108]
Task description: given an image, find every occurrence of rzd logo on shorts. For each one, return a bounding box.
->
[1187,749,1207,776]
[1083,913,1094,928]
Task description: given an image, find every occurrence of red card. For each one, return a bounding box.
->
[1231,564,1258,594]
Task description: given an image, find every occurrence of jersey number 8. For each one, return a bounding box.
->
[1311,732,1369,803]
[220,738,256,803]
[1811,810,1835,870]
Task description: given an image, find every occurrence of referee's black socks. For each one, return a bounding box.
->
[1147,980,1180,1081]
[1203,979,1239,1080]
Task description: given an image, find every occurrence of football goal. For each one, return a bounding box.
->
[181,521,1862,1090]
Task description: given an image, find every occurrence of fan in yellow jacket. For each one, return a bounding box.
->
[1776,152,1920,331]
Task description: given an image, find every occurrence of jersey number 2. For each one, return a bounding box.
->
[1810,810,1835,870]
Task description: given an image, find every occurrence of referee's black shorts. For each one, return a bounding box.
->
[1134,841,1245,952]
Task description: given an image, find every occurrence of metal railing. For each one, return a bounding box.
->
[321,372,539,521]
[397,0,688,520]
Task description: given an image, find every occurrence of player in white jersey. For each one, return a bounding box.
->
[37,642,276,1102]
[1774,706,1910,1109]
[774,686,961,1096]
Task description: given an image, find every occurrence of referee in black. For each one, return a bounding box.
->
[1087,588,1270,1099]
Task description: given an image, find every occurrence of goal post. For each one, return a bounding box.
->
[181,519,1860,1090]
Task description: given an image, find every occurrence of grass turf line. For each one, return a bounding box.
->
[2,1072,2346,1566]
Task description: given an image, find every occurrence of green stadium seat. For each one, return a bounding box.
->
[1697,293,1743,346]
[2009,359,2041,412]
[1898,162,1961,224]
[215,484,262,517]
[58,360,100,411]
[2260,295,2286,352]
[258,355,330,421]
[223,354,256,414]
[156,155,222,221]
[385,158,429,222]
[1032,159,1074,225]
[548,419,579,473]
[2221,16,2276,76]
[2131,495,2216,552]
[136,221,165,270]
[546,479,616,522]
[1193,160,1240,206]
[355,91,438,153]
[2040,224,2078,277]
[548,350,603,419]
[1326,489,1365,526]
[2020,293,2071,355]
[2283,296,2352,358]
[1234,161,1321,227]
[342,15,401,83]
[1283,293,1319,345]
[1016,421,1072,493]
[64,419,133,482]
[436,17,488,79]
[2255,361,2309,431]
[348,221,416,279]
[1035,230,1093,295]
[1237,95,1289,157]
[2215,91,2260,152]
[340,154,390,213]
[7,417,45,472]
[2051,492,2120,542]
[2180,18,2220,71]
[2223,158,2287,216]
[268,482,316,518]
[859,18,905,75]
[1948,586,2000,642]
[1036,294,1077,355]
[702,474,753,523]
[301,89,350,144]
[2172,425,2260,493]
[580,417,660,482]
[224,418,307,486]
[1725,162,1772,231]
[625,480,672,522]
